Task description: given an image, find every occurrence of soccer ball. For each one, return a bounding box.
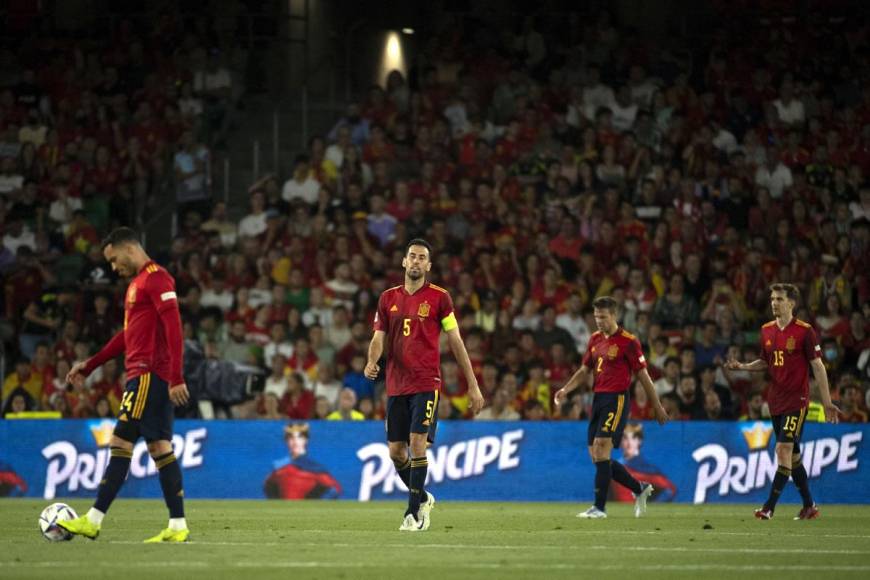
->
[39,503,78,542]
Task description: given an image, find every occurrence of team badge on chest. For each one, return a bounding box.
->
[607,344,619,359]
[786,336,796,353]
[417,302,431,318]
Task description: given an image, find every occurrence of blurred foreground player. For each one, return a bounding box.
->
[365,239,484,531]
[726,283,840,520]
[59,228,190,542]
[555,296,668,519]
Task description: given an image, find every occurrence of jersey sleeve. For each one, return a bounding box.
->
[146,270,179,313]
[803,326,821,360]
[440,291,457,332]
[146,271,184,385]
[758,330,769,365]
[627,338,647,372]
[581,338,595,369]
[373,291,390,333]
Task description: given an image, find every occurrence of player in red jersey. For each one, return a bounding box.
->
[364,238,484,531]
[59,228,191,543]
[555,296,668,519]
[726,283,840,521]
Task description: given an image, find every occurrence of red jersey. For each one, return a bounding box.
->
[759,318,820,415]
[85,261,184,386]
[374,282,456,396]
[582,328,647,393]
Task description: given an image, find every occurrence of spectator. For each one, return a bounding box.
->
[313,395,333,419]
[327,388,365,420]
[676,375,704,420]
[654,357,680,396]
[342,353,374,401]
[2,358,42,405]
[652,274,699,331]
[477,386,520,420]
[281,372,314,419]
[311,362,342,408]
[174,130,211,219]
[282,155,321,205]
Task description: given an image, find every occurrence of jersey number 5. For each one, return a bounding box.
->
[773,350,784,367]
[403,318,411,336]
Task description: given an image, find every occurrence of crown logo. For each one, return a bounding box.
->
[741,422,773,450]
[89,419,116,447]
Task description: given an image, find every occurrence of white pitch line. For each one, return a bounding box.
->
[3,560,869,572]
[104,540,870,555]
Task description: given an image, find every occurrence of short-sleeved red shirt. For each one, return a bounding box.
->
[582,328,647,393]
[760,318,821,415]
[373,282,455,396]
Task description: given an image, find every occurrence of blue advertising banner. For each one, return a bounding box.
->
[0,419,867,504]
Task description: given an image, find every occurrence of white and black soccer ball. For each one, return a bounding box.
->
[39,503,78,542]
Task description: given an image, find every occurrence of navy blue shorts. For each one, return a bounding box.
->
[771,407,808,445]
[587,391,629,447]
[114,372,174,443]
[386,391,439,444]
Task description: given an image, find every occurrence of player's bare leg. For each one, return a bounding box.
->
[143,439,189,542]
[58,434,134,539]
[757,442,793,520]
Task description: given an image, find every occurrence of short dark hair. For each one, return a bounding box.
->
[770,283,800,303]
[406,238,432,257]
[101,227,140,250]
[592,296,619,313]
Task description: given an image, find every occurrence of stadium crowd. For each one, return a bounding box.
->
[1,7,869,424]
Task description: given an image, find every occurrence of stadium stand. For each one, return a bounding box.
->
[1,5,868,423]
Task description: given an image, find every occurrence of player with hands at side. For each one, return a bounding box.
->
[555,296,668,520]
[365,238,483,532]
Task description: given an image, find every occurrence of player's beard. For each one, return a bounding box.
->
[407,268,423,281]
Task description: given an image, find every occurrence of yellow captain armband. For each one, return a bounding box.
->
[441,312,458,331]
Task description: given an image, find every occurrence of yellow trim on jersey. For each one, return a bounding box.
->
[133,373,150,419]
[795,319,812,328]
[762,321,777,328]
[146,264,159,274]
[386,285,402,292]
[613,394,625,430]
[620,330,637,340]
[441,312,458,332]
[428,283,449,294]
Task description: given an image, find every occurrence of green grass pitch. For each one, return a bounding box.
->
[2,499,869,579]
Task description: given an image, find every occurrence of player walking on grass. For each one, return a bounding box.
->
[59,228,191,543]
[364,238,484,532]
[555,296,669,519]
[726,283,840,520]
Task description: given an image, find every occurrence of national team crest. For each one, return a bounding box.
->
[418,302,431,318]
[607,345,619,359]
[786,336,796,353]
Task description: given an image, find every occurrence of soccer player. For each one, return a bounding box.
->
[364,238,484,531]
[555,296,669,519]
[726,283,840,520]
[58,228,190,542]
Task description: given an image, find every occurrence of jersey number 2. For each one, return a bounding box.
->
[596,357,604,372]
